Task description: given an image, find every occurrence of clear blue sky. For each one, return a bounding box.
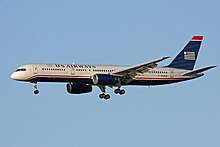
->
[0,0,219,147]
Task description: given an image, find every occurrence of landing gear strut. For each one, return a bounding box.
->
[114,80,125,95]
[98,85,110,100]
[31,81,39,95]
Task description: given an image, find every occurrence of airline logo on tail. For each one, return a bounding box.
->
[184,36,203,61]
[184,52,195,60]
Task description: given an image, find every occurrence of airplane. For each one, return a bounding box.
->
[11,36,216,100]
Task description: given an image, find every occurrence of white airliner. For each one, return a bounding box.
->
[11,36,216,100]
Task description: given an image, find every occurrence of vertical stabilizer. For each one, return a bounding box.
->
[167,36,203,70]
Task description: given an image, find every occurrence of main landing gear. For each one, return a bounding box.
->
[98,86,126,100]
[31,81,39,95]
[114,88,125,95]
[99,93,111,100]
[98,85,111,100]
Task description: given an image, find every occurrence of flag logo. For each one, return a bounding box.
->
[184,52,195,60]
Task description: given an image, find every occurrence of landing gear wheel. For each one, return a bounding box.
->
[99,93,111,100]
[99,93,106,99]
[105,94,110,100]
[34,90,39,95]
[114,89,121,94]
[98,86,111,100]
[119,89,125,95]
[114,88,125,95]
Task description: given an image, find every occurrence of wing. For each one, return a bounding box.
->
[112,56,170,83]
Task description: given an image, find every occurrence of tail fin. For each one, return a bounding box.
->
[167,36,203,70]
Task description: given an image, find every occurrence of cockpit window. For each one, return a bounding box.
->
[15,68,26,72]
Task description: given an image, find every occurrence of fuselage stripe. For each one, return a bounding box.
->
[27,74,90,80]
[27,74,186,81]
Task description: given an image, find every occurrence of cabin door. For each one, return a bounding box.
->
[33,65,38,74]
[170,70,174,78]
[71,67,75,75]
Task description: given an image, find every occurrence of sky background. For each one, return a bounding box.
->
[0,0,219,147]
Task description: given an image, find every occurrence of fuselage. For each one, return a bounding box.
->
[10,63,202,86]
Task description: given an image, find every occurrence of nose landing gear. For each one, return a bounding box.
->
[31,81,39,95]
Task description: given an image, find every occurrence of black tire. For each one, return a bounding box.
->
[119,89,125,95]
[99,93,106,99]
[114,89,120,94]
[105,94,110,100]
[34,90,39,95]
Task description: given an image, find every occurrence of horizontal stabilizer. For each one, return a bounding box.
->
[181,65,217,76]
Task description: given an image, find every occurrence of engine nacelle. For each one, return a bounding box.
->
[92,74,119,85]
[66,83,92,94]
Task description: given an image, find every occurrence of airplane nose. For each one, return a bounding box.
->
[10,72,16,80]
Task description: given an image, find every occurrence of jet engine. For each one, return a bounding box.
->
[66,83,92,94]
[92,74,119,85]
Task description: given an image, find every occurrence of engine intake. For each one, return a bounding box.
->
[92,74,119,85]
[66,83,92,94]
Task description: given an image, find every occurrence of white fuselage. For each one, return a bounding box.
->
[11,63,201,86]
